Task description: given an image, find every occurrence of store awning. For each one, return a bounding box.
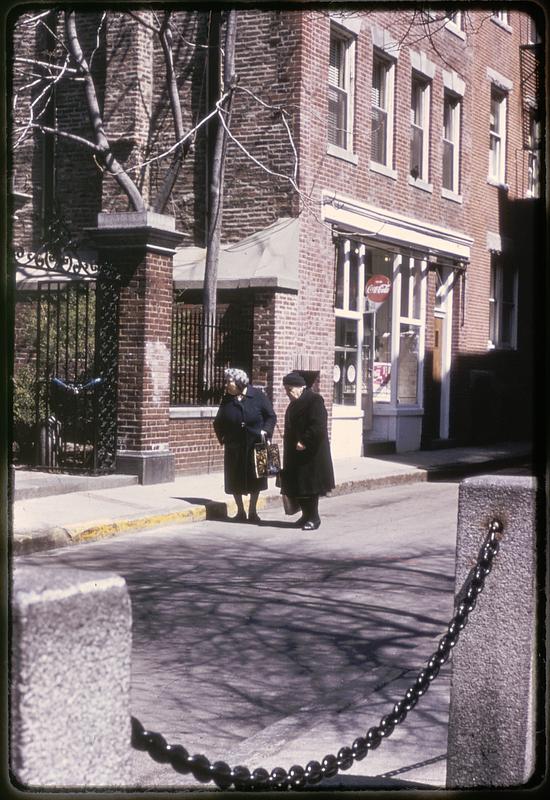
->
[173,216,300,290]
[322,192,473,265]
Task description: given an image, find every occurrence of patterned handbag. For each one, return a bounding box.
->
[253,435,281,478]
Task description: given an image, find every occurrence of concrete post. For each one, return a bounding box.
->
[88,211,184,484]
[11,564,132,788]
[446,475,538,788]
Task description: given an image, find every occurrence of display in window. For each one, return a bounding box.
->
[373,362,391,401]
[397,324,420,404]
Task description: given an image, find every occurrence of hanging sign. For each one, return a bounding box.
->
[365,275,391,312]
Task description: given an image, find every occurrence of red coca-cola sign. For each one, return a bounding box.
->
[365,274,391,304]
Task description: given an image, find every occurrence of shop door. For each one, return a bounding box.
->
[432,315,443,435]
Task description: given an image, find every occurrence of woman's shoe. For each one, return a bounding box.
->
[302,520,321,531]
[247,512,261,524]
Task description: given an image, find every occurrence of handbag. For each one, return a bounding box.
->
[253,434,281,478]
[282,494,300,515]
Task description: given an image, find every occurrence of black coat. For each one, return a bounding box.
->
[213,386,277,495]
[280,389,335,498]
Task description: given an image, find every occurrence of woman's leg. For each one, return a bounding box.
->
[248,491,261,522]
[232,494,246,520]
[300,496,320,530]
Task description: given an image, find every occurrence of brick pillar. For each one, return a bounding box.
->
[88,212,183,484]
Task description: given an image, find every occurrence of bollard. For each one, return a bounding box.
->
[11,564,132,788]
[446,475,538,788]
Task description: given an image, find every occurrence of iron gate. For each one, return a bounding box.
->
[13,220,120,474]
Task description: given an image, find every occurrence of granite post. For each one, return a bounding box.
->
[446,475,538,788]
[11,564,132,788]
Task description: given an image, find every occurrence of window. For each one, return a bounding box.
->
[371,52,394,167]
[442,92,461,193]
[328,26,355,151]
[334,240,364,405]
[410,73,431,181]
[489,258,517,349]
[526,109,541,197]
[492,10,510,27]
[527,14,541,44]
[489,86,507,184]
[398,258,424,405]
[445,11,464,35]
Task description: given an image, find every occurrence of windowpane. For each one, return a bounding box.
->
[335,242,345,308]
[442,140,454,189]
[329,36,345,88]
[334,318,358,405]
[328,85,347,148]
[349,245,359,311]
[410,125,423,176]
[371,107,387,163]
[398,324,420,404]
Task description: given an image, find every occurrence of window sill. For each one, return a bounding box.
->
[487,177,509,190]
[170,406,218,419]
[370,160,398,180]
[327,143,359,165]
[408,175,433,193]
[441,188,463,203]
[487,342,517,352]
[491,16,513,34]
[444,21,466,40]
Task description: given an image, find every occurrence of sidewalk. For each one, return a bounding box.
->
[12,440,531,556]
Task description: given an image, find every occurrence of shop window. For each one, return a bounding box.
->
[442,92,461,194]
[397,258,423,405]
[328,26,355,152]
[410,73,431,182]
[489,85,507,184]
[489,257,517,349]
[371,51,395,168]
[334,240,363,405]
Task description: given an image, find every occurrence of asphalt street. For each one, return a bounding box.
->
[16,481,460,790]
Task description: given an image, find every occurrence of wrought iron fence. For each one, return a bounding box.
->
[170,306,254,406]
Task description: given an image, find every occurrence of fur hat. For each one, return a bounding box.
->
[224,368,249,390]
[282,371,306,387]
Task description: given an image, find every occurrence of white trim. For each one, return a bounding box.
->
[441,188,463,203]
[444,17,466,40]
[442,90,461,195]
[329,11,362,35]
[410,50,436,79]
[491,13,513,33]
[371,24,401,57]
[370,160,398,180]
[487,67,513,92]
[488,86,507,185]
[322,191,473,260]
[442,69,466,96]
[408,176,433,193]
[170,406,218,419]
[328,24,356,154]
[327,143,359,164]
[371,49,396,171]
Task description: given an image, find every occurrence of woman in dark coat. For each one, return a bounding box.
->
[280,371,335,530]
[213,368,277,523]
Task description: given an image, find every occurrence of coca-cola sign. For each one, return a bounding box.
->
[365,274,391,305]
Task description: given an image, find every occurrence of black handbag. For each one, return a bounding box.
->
[253,435,281,478]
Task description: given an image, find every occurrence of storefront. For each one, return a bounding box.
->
[322,192,472,457]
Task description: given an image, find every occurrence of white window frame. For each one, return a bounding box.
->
[445,11,466,39]
[410,72,432,186]
[391,255,427,408]
[488,85,507,185]
[492,10,512,30]
[526,108,541,198]
[327,24,356,160]
[488,258,518,350]
[334,239,365,408]
[442,91,461,196]
[370,50,396,176]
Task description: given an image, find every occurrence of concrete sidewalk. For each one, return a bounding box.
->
[12,440,531,555]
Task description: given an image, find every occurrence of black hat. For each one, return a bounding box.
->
[282,371,306,387]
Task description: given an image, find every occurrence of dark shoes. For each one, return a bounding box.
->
[247,512,261,524]
[302,519,321,531]
[232,510,247,522]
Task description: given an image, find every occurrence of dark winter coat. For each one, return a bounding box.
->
[213,386,277,495]
[280,389,335,498]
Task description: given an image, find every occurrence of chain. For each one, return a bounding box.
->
[131,519,503,791]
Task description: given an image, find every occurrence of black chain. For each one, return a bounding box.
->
[131,519,503,791]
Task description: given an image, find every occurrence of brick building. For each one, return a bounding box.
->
[10,6,543,480]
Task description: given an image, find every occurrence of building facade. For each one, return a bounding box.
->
[10,6,542,478]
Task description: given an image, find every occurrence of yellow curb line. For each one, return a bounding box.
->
[67,495,271,544]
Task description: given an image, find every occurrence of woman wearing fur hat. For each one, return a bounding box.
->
[280,371,335,530]
[213,368,277,523]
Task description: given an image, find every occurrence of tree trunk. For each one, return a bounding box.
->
[201,10,237,398]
